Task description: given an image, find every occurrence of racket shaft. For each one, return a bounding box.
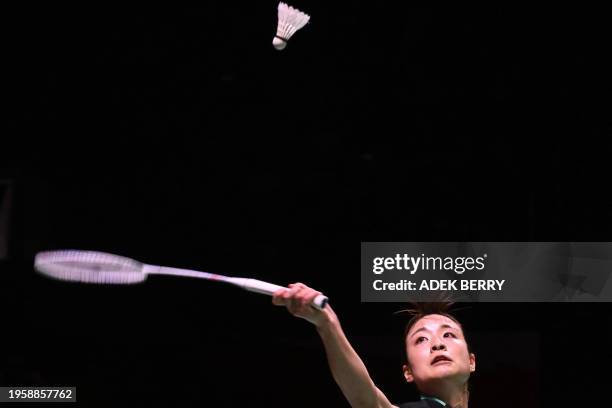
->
[143,265,329,310]
[143,264,224,280]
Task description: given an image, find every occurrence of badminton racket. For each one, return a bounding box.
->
[34,250,328,310]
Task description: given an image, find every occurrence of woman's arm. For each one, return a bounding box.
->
[273,283,397,408]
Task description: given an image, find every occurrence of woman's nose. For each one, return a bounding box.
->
[431,342,447,352]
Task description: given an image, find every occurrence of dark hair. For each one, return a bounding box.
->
[397,302,472,365]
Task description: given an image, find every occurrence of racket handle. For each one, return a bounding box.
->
[230,278,329,311]
[312,294,329,310]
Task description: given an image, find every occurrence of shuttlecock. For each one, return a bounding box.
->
[273,2,310,50]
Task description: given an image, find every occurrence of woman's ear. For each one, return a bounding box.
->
[469,353,476,372]
[402,364,414,383]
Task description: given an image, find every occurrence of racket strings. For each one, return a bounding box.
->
[35,250,146,284]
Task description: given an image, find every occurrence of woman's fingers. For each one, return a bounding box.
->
[273,284,299,305]
[288,286,310,314]
[272,283,321,316]
[272,283,329,327]
[272,288,287,305]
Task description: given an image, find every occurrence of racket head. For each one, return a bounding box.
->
[34,250,147,285]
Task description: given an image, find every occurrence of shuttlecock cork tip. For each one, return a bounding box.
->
[273,36,287,50]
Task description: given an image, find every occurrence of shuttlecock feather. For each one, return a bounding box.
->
[273,2,310,50]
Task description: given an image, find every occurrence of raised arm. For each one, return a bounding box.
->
[272,283,397,408]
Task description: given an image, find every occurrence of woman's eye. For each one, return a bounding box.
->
[416,336,427,344]
[444,332,457,338]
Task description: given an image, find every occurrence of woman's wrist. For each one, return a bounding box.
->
[315,306,339,333]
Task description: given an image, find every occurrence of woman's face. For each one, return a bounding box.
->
[403,314,475,389]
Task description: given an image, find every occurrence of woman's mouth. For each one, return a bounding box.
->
[431,355,453,365]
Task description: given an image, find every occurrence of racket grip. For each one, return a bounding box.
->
[232,278,329,311]
[312,294,329,310]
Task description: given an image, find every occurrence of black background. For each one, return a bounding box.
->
[2,1,611,407]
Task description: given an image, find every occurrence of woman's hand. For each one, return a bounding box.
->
[272,282,331,327]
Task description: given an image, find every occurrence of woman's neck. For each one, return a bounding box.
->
[424,382,469,408]
[444,388,468,408]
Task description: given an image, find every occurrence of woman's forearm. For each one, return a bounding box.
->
[316,308,393,408]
